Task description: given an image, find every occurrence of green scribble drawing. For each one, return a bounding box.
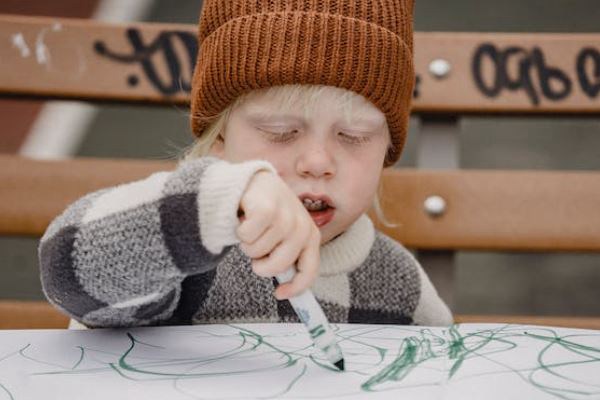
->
[361,336,433,391]
[0,323,599,399]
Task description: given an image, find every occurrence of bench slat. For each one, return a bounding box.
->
[2,155,599,251]
[374,168,600,251]
[0,155,173,236]
[1,14,599,113]
[0,14,192,104]
[0,301,69,329]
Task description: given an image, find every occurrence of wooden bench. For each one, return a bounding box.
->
[1,14,599,329]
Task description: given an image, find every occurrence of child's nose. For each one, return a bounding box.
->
[296,142,336,179]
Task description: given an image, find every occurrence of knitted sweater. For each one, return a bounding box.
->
[39,156,452,328]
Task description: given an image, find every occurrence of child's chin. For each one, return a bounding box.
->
[319,225,344,245]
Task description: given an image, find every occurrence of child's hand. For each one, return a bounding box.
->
[237,170,321,300]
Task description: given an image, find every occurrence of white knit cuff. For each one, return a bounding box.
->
[198,159,277,254]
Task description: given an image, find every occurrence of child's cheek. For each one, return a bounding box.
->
[256,153,289,177]
[351,167,381,207]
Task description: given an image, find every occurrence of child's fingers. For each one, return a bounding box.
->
[251,239,302,278]
[275,228,320,299]
[239,222,285,259]
[251,218,310,278]
[236,204,274,244]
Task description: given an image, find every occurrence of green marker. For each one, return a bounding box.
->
[276,268,345,371]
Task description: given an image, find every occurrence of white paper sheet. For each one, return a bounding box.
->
[1,323,599,399]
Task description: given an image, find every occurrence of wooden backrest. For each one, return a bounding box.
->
[1,14,599,328]
[2,14,599,113]
[1,155,599,252]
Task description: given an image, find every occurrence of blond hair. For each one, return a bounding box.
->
[183,84,397,228]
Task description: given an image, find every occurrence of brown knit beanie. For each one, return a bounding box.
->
[191,0,415,167]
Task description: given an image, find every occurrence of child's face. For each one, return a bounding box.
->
[212,87,390,244]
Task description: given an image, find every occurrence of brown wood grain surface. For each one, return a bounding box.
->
[0,155,174,236]
[2,155,599,252]
[373,168,600,251]
[0,301,69,329]
[1,14,599,113]
[0,15,194,104]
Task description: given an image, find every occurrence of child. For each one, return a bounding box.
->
[39,0,452,328]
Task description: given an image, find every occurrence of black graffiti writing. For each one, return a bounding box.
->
[472,43,572,105]
[576,48,600,98]
[94,28,198,96]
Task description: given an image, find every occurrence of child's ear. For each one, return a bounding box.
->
[208,135,225,159]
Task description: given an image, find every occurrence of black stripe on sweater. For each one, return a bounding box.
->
[39,225,108,317]
[168,269,217,324]
[159,193,226,274]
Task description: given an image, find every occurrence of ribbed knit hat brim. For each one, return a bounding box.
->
[191,10,414,166]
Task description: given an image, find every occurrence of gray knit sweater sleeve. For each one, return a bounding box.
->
[39,156,276,328]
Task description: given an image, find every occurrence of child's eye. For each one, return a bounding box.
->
[258,128,298,143]
[338,131,371,145]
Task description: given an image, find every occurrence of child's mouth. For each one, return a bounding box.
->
[307,207,335,227]
[301,196,335,227]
